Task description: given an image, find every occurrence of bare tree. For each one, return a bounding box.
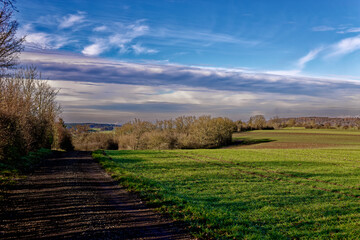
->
[0,0,24,70]
[0,66,60,156]
[248,115,266,130]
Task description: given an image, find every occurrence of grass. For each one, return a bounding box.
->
[0,148,52,202]
[94,149,360,239]
[93,129,360,239]
[0,148,52,185]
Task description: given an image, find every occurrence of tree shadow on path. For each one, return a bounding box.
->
[0,151,191,240]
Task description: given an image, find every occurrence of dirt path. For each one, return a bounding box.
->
[0,151,191,240]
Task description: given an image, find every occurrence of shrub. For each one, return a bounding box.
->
[53,118,74,151]
[116,116,236,150]
[72,132,117,151]
[0,67,60,164]
[0,111,24,164]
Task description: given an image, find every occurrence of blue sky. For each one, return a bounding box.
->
[16,0,360,123]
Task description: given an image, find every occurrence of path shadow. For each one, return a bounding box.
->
[0,151,190,240]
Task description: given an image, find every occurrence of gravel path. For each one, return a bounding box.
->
[0,151,191,240]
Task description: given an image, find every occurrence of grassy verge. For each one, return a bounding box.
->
[93,148,360,239]
[0,148,52,185]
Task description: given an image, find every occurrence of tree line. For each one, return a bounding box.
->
[234,115,360,131]
[0,0,71,166]
[72,114,360,151]
[72,116,235,151]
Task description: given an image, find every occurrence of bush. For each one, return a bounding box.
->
[53,118,74,151]
[0,67,60,164]
[0,111,24,164]
[72,132,117,151]
[116,116,236,150]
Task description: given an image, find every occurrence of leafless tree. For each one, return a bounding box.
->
[0,0,24,70]
[0,66,60,159]
[248,115,266,130]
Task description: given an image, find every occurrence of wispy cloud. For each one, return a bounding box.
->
[312,26,335,32]
[20,10,258,58]
[20,24,70,50]
[297,47,323,69]
[93,25,107,32]
[271,33,360,73]
[267,47,324,76]
[327,35,360,57]
[18,12,88,50]
[132,43,158,54]
[337,27,360,34]
[152,27,259,46]
[81,41,106,56]
[82,20,151,56]
[21,13,156,56]
[312,25,360,35]
[59,12,86,29]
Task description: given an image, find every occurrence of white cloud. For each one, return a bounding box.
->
[25,32,52,48]
[93,25,107,32]
[152,27,258,46]
[312,25,360,35]
[132,43,158,54]
[59,12,86,29]
[21,24,68,49]
[265,69,301,76]
[312,26,335,32]
[82,21,152,56]
[346,27,360,33]
[328,35,360,57]
[266,47,323,76]
[108,22,149,45]
[82,42,107,56]
[297,47,323,69]
[337,27,360,34]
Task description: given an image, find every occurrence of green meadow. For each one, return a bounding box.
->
[93,129,360,239]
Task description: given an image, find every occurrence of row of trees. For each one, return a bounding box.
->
[275,117,360,129]
[0,67,71,164]
[235,115,274,131]
[0,0,71,165]
[71,113,360,151]
[0,68,59,161]
[116,116,235,150]
[72,116,236,151]
[234,115,360,131]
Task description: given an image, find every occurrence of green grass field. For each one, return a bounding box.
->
[94,129,360,239]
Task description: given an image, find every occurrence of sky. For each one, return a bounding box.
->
[15,0,360,123]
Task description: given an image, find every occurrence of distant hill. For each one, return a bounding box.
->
[65,123,121,131]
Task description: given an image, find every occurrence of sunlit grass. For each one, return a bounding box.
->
[94,145,360,239]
